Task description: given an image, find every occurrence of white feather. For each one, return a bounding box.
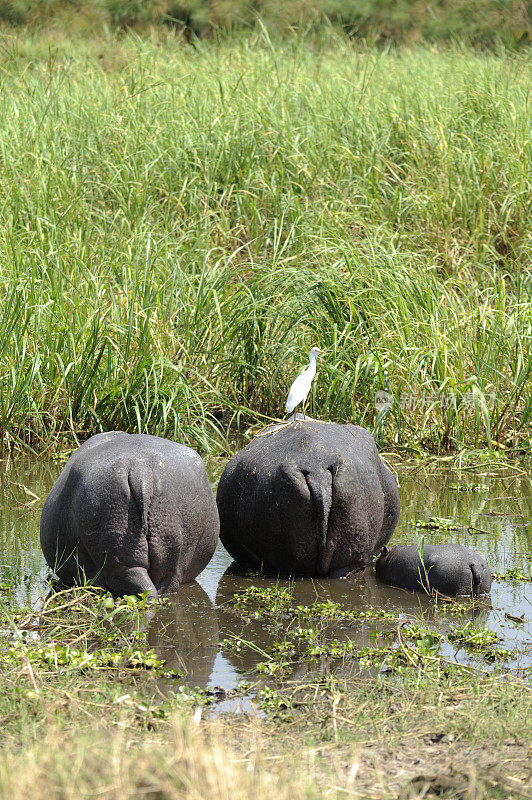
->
[284,347,321,414]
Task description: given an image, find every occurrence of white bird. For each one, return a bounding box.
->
[285,347,323,418]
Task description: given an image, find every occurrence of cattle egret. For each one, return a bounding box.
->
[285,347,323,418]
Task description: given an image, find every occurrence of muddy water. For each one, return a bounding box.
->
[0,454,530,707]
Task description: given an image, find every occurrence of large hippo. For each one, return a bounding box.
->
[216,417,400,577]
[40,432,219,598]
[375,543,492,596]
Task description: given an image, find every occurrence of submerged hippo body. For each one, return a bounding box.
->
[217,417,400,577]
[40,432,219,598]
[375,543,492,596]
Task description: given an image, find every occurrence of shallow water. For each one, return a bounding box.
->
[1,453,530,710]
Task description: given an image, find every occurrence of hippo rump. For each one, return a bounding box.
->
[216,417,400,577]
[40,432,219,598]
[376,543,492,596]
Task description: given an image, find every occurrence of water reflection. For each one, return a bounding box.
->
[212,561,494,681]
[0,455,58,605]
[147,581,219,687]
[0,455,530,697]
[214,566,394,683]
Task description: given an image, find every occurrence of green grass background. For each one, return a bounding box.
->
[0,30,530,454]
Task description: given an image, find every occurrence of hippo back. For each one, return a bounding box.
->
[217,419,399,577]
[376,543,492,596]
[40,432,219,597]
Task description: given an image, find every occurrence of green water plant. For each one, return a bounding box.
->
[492,568,530,582]
[0,587,178,679]
[222,582,520,686]
[448,623,500,649]
[449,483,490,492]
[415,517,463,530]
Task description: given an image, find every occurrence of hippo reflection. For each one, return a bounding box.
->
[215,566,392,680]
[147,581,219,686]
[215,562,491,680]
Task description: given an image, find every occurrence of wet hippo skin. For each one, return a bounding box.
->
[217,417,400,577]
[40,432,219,598]
[375,543,492,596]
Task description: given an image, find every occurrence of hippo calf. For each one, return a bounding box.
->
[217,417,400,577]
[40,432,219,598]
[375,543,492,596]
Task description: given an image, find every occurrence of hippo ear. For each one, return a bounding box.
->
[380,546,389,557]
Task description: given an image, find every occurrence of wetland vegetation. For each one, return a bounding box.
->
[0,27,530,456]
[0,456,530,798]
[0,577,531,799]
[0,14,530,800]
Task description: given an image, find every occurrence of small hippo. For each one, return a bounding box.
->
[375,543,492,596]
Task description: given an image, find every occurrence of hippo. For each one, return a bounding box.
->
[216,416,400,577]
[375,543,492,596]
[40,432,219,598]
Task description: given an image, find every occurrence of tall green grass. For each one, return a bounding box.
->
[0,32,530,454]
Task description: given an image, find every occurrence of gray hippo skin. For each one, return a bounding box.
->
[375,543,492,596]
[216,417,400,577]
[40,432,219,598]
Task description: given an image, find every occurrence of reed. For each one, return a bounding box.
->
[0,32,530,454]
